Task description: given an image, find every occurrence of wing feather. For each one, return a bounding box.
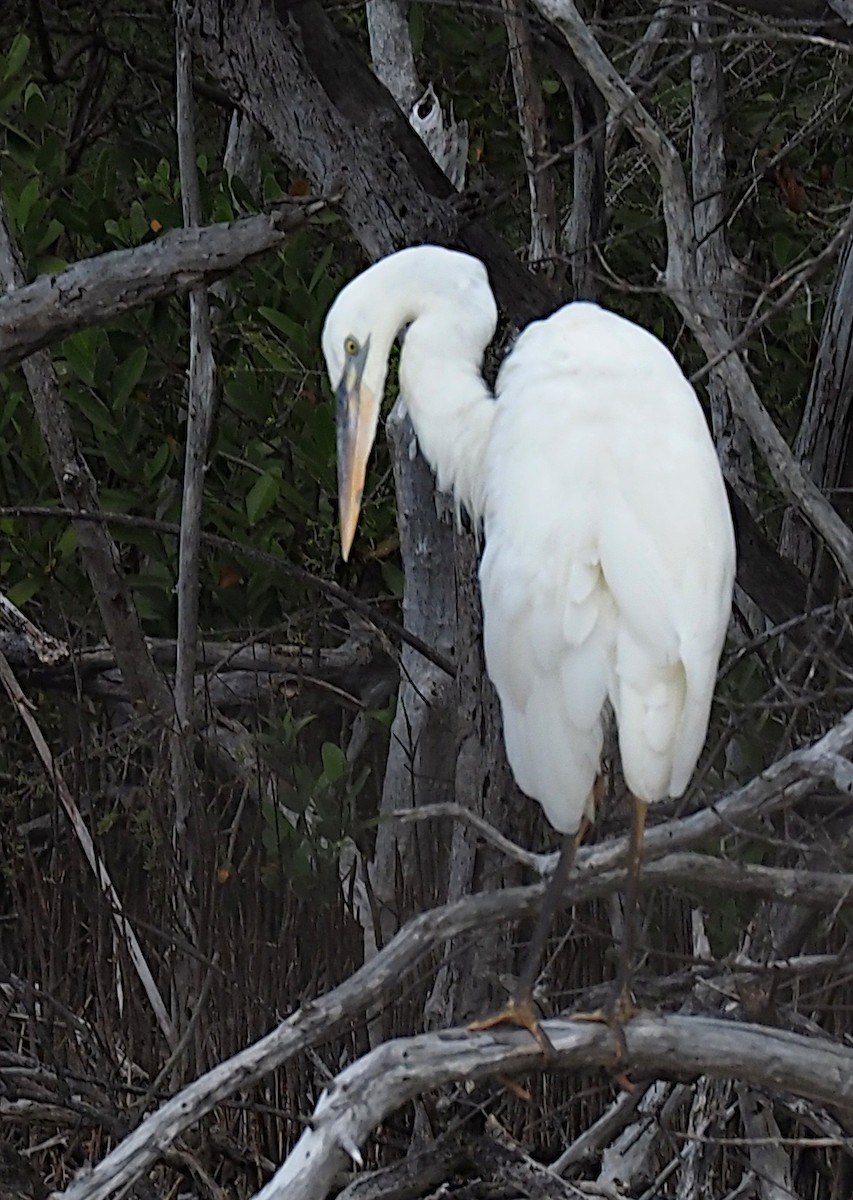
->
[480,301,735,824]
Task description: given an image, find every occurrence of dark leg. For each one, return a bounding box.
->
[516,823,586,998]
[469,818,588,1056]
[572,794,648,1084]
[613,795,648,1020]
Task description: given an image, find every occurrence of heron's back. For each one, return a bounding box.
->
[479,302,735,834]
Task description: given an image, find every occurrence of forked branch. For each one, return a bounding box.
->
[262,1016,853,1200]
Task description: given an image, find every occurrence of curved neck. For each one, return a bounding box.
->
[398,308,495,524]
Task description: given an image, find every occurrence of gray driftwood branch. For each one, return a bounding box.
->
[49,702,853,1200]
[0,200,327,368]
[6,635,374,682]
[260,1016,853,1200]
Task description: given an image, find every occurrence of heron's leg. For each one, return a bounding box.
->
[516,819,588,998]
[469,816,589,1057]
[613,795,648,1020]
[572,794,648,1085]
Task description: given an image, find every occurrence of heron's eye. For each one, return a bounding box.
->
[344,336,360,357]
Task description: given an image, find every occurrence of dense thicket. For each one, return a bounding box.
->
[2,2,853,1198]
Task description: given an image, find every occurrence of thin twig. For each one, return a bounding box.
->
[0,504,455,676]
[0,650,177,1051]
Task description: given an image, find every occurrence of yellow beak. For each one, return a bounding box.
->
[335,345,377,562]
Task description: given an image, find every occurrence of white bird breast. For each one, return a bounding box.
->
[479,303,735,835]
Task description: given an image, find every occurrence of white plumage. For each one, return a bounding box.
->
[322,245,735,838]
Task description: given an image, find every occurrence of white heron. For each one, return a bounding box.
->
[322,244,735,1048]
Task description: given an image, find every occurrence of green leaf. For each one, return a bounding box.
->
[92,147,113,198]
[380,559,404,598]
[34,218,63,253]
[0,390,22,434]
[6,577,40,606]
[255,340,292,372]
[62,332,97,386]
[245,468,280,525]
[3,33,31,81]
[33,254,66,275]
[772,232,797,269]
[258,305,304,343]
[113,346,148,408]
[103,218,127,245]
[54,524,78,561]
[308,245,334,294]
[71,390,116,436]
[144,441,172,484]
[321,741,347,784]
[16,176,39,227]
[24,81,47,131]
[129,200,148,242]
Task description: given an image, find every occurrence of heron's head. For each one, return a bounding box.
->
[321,265,407,561]
[322,246,496,560]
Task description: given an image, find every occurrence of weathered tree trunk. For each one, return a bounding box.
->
[423,527,529,1029]
[368,409,533,1036]
[369,406,458,959]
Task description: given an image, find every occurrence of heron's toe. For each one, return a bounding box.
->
[469,995,555,1058]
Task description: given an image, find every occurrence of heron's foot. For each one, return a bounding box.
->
[570,987,639,1091]
[469,994,555,1059]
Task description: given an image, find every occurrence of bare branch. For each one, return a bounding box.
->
[551,1084,652,1173]
[335,1139,471,1200]
[605,2,676,161]
[552,49,605,300]
[737,1085,794,1200]
[690,1,755,500]
[0,201,326,368]
[168,0,220,987]
[389,802,550,872]
[258,1016,853,1200]
[502,0,560,268]
[366,0,420,110]
[780,221,853,575]
[0,590,68,664]
[193,0,556,324]
[224,110,266,196]
[174,1,217,734]
[408,83,469,192]
[368,0,468,190]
